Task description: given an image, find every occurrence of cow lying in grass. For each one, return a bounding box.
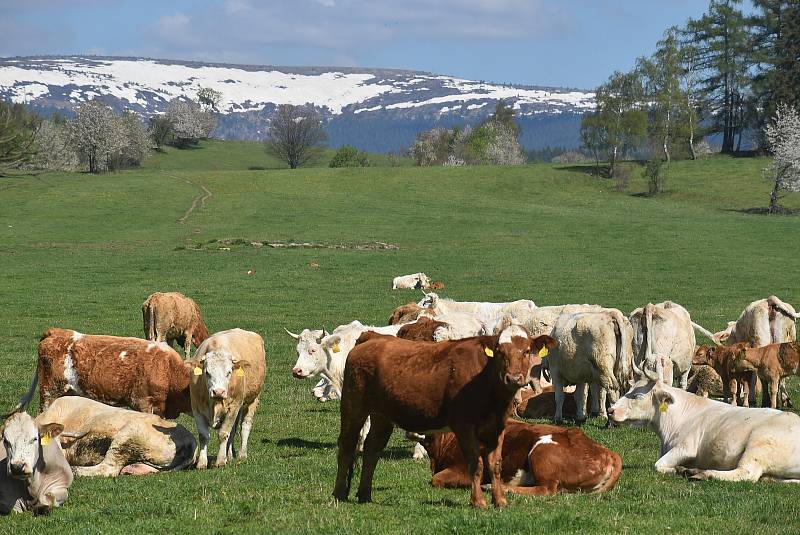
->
[609,377,800,482]
[333,325,556,509]
[419,419,621,496]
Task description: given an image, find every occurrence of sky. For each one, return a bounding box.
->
[0,0,756,89]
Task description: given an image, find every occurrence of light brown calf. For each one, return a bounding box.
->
[692,343,753,406]
[142,292,210,357]
[733,342,800,408]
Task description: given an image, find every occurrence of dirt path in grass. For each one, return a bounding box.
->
[167,174,213,224]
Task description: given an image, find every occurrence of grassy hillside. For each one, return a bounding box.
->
[1,143,798,533]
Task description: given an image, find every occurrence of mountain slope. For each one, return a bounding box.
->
[0,56,594,152]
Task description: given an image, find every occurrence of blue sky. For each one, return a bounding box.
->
[0,1,755,89]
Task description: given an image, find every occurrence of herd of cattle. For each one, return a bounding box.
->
[3,285,800,514]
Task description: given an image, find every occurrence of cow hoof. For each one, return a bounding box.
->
[493,496,508,508]
[553,418,564,426]
[471,499,488,510]
[356,493,372,504]
[574,417,587,427]
[676,466,703,479]
[196,462,208,470]
[215,460,227,468]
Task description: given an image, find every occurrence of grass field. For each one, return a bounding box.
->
[1,141,799,533]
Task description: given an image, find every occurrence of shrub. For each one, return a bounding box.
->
[644,158,665,195]
[329,145,369,168]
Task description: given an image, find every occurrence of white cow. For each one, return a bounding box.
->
[0,412,72,514]
[609,377,800,482]
[546,308,633,424]
[392,273,431,290]
[417,311,485,340]
[418,292,536,327]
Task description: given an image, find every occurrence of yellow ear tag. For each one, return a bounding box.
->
[40,435,51,446]
[332,343,341,353]
[659,401,668,413]
[193,366,203,376]
[484,347,494,358]
[538,346,549,358]
[235,368,245,377]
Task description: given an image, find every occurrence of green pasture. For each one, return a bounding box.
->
[0,142,798,533]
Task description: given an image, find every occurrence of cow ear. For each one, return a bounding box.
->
[323,335,341,350]
[38,423,64,439]
[654,390,674,409]
[530,335,557,355]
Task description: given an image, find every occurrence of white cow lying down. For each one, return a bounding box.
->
[392,273,431,290]
[609,378,800,482]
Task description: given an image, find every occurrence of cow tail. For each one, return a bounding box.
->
[768,295,800,320]
[6,360,39,417]
[691,321,720,345]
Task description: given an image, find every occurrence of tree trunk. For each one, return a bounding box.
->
[609,145,618,178]
[769,177,781,214]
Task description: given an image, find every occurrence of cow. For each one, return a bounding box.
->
[388,302,431,325]
[187,328,266,469]
[713,296,798,406]
[732,342,800,408]
[687,365,724,399]
[692,343,753,405]
[142,291,210,358]
[418,292,537,326]
[419,419,621,495]
[332,325,557,509]
[392,273,431,290]
[35,397,196,477]
[546,309,632,424]
[12,328,192,419]
[515,386,578,419]
[609,377,800,483]
[396,317,447,341]
[0,412,72,514]
[428,281,445,290]
[629,302,716,389]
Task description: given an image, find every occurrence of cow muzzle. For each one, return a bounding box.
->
[211,388,227,400]
[292,367,308,379]
[9,461,31,479]
[504,373,527,388]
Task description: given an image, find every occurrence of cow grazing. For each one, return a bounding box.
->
[732,342,800,408]
[547,309,632,424]
[388,302,430,325]
[332,325,557,508]
[392,273,431,290]
[693,343,753,405]
[188,328,266,469]
[35,397,196,477]
[15,328,192,419]
[142,291,210,358]
[609,377,800,482]
[0,412,72,514]
[420,419,621,495]
[515,386,578,419]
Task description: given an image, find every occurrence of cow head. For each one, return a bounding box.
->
[2,412,63,481]
[608,378,674,427]
[490,325,557,390]
[417,292,439,308]
[286,328,326,379]
[693,345,716,366]
[193,349,243,401]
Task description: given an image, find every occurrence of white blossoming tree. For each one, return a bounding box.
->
[165,99,216,147]
[764,104,800,214]
[68,101,126,173]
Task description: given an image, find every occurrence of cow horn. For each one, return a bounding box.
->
[631,357,644,378]
[283,327,300,339]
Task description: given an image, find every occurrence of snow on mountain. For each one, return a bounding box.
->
[0,56,595,151]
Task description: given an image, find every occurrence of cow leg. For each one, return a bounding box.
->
[574,383,588,425]
[599,388,608,419]
[740,378,750,407]
[226,409,242,461]
[679,367,690,390]
[453,428,486,509]
[215,410,240,468]
[357,416,371,453]
[72,429,135,477]
[655,445,696,475]
[767,376,779,409]
[588,383,600,417]
[195,413,211,470]
[506,483,559,496]
[333,405,368,502]
[183,330,193,358]
[486,433,507,508]
[412,442,428,461]
[685,462,764,482]
[238,398,259,460]
[431,467,472,488]
[728,378,739,406]
[553,374,566,424]
[355,415,393,504]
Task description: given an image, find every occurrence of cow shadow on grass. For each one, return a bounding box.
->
[725,206,800,216]
[421,498,462,508]
[268,437,337,450]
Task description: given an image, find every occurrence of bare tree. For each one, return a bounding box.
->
[264,104,327,169]
[764,104,800,213]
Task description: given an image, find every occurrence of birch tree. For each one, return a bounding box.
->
[764,104,800,213]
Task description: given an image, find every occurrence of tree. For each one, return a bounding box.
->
[489,100,520,137]
[264,104,327,169]
[68,100,126,173]
[594,71,647,177]
[149,115,174,150]
[112,112,150,170]
[763,104,800,213]
[0,100,38,171]
[580,112,608,176]
[32,119,78,171]
[197,87,223,112]
[329,145,369,167]
[165,99,216,147]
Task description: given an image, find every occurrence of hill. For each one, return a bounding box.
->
[0,56,593,152]
[1,146,798,533]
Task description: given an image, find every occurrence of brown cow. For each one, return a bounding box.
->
[13,328,192,419]
[396,317,448,341]
[142,292,209,357]
[692,343,752,406]
[427,281,446,290]
[421,419,621,496]
[388,302,431,325]
[733,342,800,408]
[332,324,557,509]
[515,386,577,419]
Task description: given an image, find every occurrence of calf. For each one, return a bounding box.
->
[515,386,577,419]
[14,329,192,418]
[609,377,800,482]
[388,302,430,325]
[333,325,556,508]
[396,317,447,341]
[188,328,266,469]
[142,291,210,357]
[692,343,752,406]
[0,412,72,514]
[421,419,621,495]
[732,341,800,408]
[35,397,196,477]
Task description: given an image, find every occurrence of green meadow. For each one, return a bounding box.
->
[1,141,798,533]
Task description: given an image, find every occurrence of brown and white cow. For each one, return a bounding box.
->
[187,328,266,469]
[692,342,753,406]
[396,317,447,341]
[420,419,621,496]
[388,302,431,325]
[35,397,197,477]
[142,292,210,358]
[732,342,800,408]
[332,325,557,509]
[14,329,192,419]
[0,412,72,514]
[514,386,578,419]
